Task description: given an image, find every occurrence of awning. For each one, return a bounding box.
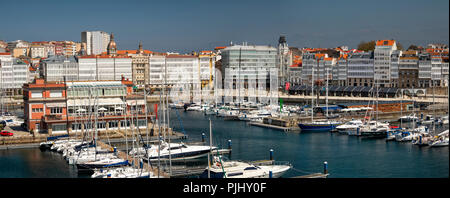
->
[67,98,125,106]
[46,103,66,108]
[126,100,146,105]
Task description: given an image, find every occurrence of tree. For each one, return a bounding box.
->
[396,42,403,50]
[357,41,376,51]
[407,45,419,50]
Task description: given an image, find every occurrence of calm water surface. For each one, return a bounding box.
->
[0,110,448,178]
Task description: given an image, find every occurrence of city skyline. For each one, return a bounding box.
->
[0,0,449,53]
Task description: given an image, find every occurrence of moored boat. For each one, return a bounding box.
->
[298,120,342,132]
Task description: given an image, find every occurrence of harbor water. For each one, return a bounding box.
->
[0,109,448,178]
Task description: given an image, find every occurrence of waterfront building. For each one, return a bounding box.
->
[77,55,97,81]
[40,55,78,82]
[221,44,277,85]
[390,50,401,87]
[147,52,216,88]
[347,52,374,87]
[336,55,348,86]
[418,53,432,88]
[165,54,200,85]
[0,54,29,96]
[148,55,166,86]
[198,50,216,86]
[130,42,150,88]
[81,31,110,55]
[77,55,132,81]
[430,53,446,87]
[288,63,302,86]
[398,50,419,88]
[322,57,336,85]
[374,40,397,88]
[277,36,292,87]
[22,77,147,134]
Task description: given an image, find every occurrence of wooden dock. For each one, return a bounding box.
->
[249,122,301,132]
[292,173,329,178]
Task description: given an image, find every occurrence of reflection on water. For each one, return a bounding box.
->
[0,109,448,178]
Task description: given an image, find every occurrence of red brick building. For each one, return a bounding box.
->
[23,77,149,135]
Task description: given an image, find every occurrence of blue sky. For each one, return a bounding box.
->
[0,0,448,53]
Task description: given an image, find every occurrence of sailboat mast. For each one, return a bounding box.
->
[165,58,172,176]
[123,93,129,162]
[326,65,329,117]
[208,118,212,178]
[238,47,241,113]
[433,81,436,134]
[400,90,403,129]
[311,59,314,122]
[64,76,70,139]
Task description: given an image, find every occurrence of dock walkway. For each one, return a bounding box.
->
[248,122,301,132]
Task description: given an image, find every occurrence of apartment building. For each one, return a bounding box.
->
[374,40,397,88]
[347,52,374,87]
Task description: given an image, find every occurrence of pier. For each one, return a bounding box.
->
[249,122,300,132]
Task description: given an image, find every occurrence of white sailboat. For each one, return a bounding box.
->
[142,141,216,162]
[201,156,292,178]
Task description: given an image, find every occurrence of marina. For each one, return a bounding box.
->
[2,105,448,178]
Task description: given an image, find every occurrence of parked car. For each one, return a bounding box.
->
[0,131,13,136]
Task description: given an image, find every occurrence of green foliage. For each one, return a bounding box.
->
[407,45,418,50]
[357,41,376,51]
[397,42,403,50]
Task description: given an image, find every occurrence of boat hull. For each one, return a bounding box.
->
[144,149,212,162]
[298,123,341,132]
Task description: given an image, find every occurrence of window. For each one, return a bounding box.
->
[50,91,63,98]
[32,108,43,113]
[31,91,43,98]
[52,124,66,132]
[50,107,62,114]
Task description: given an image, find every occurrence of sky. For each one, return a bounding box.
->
[0,0,448,53]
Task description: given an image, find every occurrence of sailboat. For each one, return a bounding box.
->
[298,61,342,132]
[140,140,217,162]
[200,156,292,178]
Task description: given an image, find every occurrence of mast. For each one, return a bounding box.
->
[238,47,241,113]
[64,76,70,139]
[326,64,329,117]
[157,80,162,178]
[400,89,403,129]
[311,59,314,122]
[123,91,129,162]
[94,89,99,160]
[433,81,436,134]
[376,75,379,127]
[165,57,172,176]
[208,118,212,178]
[144,87,151,174]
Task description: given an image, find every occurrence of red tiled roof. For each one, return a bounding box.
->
[315,53,326,59]
[215,46,226,50]
[0,52,11,55]
[166,54,197,58]
[376,40,395,46]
